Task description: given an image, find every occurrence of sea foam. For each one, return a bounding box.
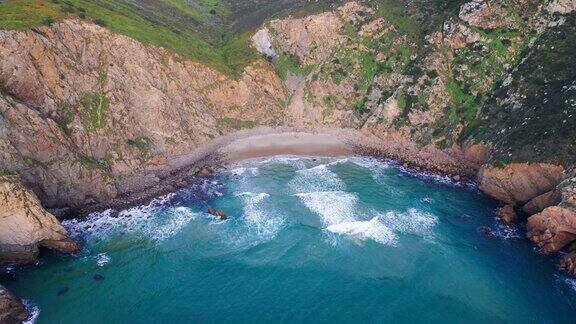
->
[326,217,398,246]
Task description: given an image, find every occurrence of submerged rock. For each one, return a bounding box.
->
[0,284,28,324]
[477,163,565,205]
[0,174,81,265]
[560,252,576,276]
[495,205,517,225]
[207,208,227,220]
[93,274,105,281]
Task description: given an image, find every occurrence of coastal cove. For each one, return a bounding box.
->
[4,155,576,323]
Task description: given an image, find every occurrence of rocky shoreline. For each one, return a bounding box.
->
[1,129,576,322]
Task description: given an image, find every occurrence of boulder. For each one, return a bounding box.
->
[522,191,561,215]
[477,163,565,205]
[495,205,517,224]
[526,206,576,253]
[0,174,80,265]
[0,284,28,324]
[560,252,576,277]
[207,208,227,220]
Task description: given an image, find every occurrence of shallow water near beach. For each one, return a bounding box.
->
[4,156,576,323]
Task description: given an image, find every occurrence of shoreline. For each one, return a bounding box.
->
[72,127,479,217]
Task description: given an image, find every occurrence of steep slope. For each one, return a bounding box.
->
[0,19,285,209]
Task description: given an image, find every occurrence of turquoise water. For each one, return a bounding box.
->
[4,156,576,323]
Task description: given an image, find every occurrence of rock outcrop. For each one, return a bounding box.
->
[0,174,80,265]
[526,206,576,253]
[0,285,28,324]
[560,251,576,276]
[526,177,576,254]
[477,163,566,205]
[495,205,517,225]
[0,19,285,210]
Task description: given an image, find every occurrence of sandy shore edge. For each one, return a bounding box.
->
[74,127,478,216]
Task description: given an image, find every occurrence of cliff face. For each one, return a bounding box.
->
[0,0,575,275]
[0,20,286,209]
[0,174,80,265]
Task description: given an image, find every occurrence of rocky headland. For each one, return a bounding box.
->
[0,0,575,320]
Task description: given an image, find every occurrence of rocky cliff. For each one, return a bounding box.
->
[0,0,575,279]
[0,174,80,265]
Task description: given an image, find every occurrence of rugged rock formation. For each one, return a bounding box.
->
[526,206,576,253]
[523,190,562,215]
[0,174,80,265]
[477,163,566,205]
[0,20,285,210]
[527,177,576,254]
[560,251,576,276]
[0,285,28,324]
[495,205,517,225]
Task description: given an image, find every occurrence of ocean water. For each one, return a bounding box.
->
[4,156,576,323]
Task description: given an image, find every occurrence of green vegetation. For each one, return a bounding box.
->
[0,0,256,77]
[216,117,257,129]
[80,91,109,131]
[127,136,152,153]
[275,53,315,79]
[0,0,62,29]
[78,153,109,170]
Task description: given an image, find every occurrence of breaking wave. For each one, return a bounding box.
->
[64,195,199,243]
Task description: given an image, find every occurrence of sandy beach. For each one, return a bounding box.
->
[218,132,353,163]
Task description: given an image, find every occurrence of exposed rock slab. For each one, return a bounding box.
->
[0,284,28,324]
[526,206,576,253]
[477,163,565,205]
[495,205,517,224]
[0,174,80,264]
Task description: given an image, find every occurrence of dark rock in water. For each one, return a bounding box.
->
[57,287,69,296]
[560,252,576,277]
[479,227,494,237]
[207,208,227,220]
[0,284,29,323]
[495,205,517,225]
[93,274,105,281]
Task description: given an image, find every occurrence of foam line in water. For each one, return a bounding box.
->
[64,200,199,243]
[326,217,398,246]
[290,164,344,193]
[295,191,357,226]
[236,192,284,240]
[22,300,40,324]
[377,208,438,238]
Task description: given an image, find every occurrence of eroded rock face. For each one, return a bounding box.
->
[0,174,80,264]
[0,285,28,324]
[458,0,513,29]
[0,20,285,209]
[477,163,566,205]
[560,251,576,276]
[523,190,561,215]
[495,205,517,224]
[526,206,576,253]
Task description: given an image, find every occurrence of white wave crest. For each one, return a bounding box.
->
[326,217,398,246]
[96,253,110,267]
[237,192,284,239]
[64,200,198,243]
[295,191,356,226]
[377,208,438,238]
[23,300,40,324]
[290,164,344,193]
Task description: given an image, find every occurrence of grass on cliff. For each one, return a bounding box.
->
[0,0,255,78]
